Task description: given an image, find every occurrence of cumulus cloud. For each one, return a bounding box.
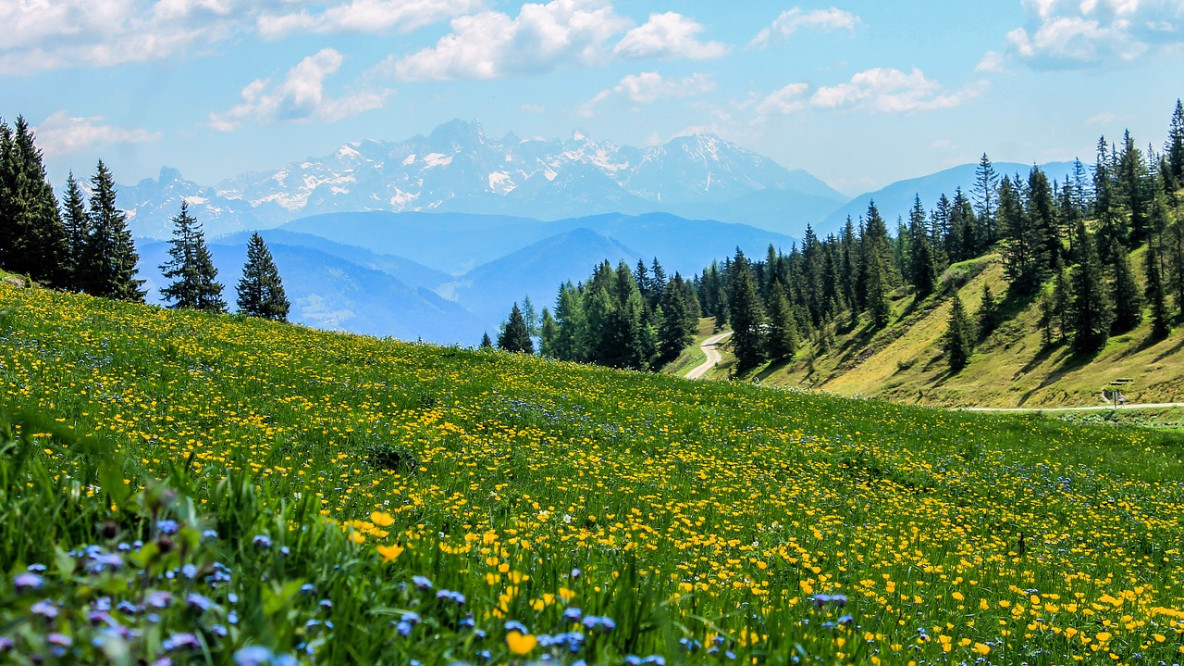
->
[576,71,714,116]
[0,0,473,74]
[752,68,984,120]
[750,7,859,49]
[1002,0,1183,68]
[256,0,484,40]
[33,112,161,157]
[612,12,728,60]
[209,49,391,131]
[379,0,631,81]
[810,67,985,113]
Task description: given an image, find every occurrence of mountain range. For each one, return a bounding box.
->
[121,120,847,239]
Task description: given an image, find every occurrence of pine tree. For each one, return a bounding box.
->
[80,160,145,302]
[0,117,69,287]
[764,285,798,361]
[1166,99,1184,191]
[1027,166,1059,272]
[552,283,587,362]
[236,232,290,321]
[1145,232,1171,340]
[1052,260,1070,343]
[539,308,558,357]
[1170,219,1184,322]
[159,202,225,312]
[973,153,999,245]
[60,172,89,289]
[727,249,766,371]
[1070,219,1114,353]
[479,332,493,349]
[521,295,539,337]
[497,304,533,354]
[907,195,937,298]
[1109,241,1143,334]
[977,283,1000,340]
[944,292,973,372]
[1116,129,1151,243]
[656,274,696,367]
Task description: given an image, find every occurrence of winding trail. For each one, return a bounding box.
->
[686,331,731,380]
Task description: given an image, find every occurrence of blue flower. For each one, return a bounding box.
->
[252,535,272,549]
[157,520,180,535]
[13,572,44,592]
[412,575,433,590]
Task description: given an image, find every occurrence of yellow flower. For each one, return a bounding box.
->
[506,631,537,655]
[376,543,404,561]
[370,511,395,527]
[973,643,991,656]
[348,531,365,544]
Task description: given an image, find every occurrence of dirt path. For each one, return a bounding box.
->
[686,331,731,380]
[962,402,1184,413]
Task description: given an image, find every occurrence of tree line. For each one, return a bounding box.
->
[509,99,1184,375]
[0,116,290,321]
[491,258,701,371]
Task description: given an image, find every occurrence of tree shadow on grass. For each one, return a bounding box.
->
[1015,346,1104,406]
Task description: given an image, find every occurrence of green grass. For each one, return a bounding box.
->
[2,284,1184,664]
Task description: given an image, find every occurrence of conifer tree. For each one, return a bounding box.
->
[1052,260,1070,343]
[552,283,587,362]
[764,285,798,361]
[236,232,290,321]
[0,117,69,287]
[1170,219,1184,322]
[727,249,766,371]
[80,160,144,302]
[159,202,225,312]
[656,274,696,367]
[479,332,493,349]
[944,292,973,372]
[977,283,1000,340]
[521,295,539,337]
[1070,219,1114,353]
[1145,232,1171,339]
[1117,129,1151,243]
[864,248,891,329]
[1166,99,1184,191]
[1109,241,1143,334]
[497,304,533,354]
[60,172,89,289]
[973,153,999,245]
[908,195,937,298]
[539,308,557,358]
[999,175,1040,293]
[649,258,668,311]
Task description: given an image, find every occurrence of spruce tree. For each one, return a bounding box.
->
[908,195,937,298]
[1109,241,1143,334]
[60,172,89,289]
[236,232,290,321]
[764,285,798,362]
[552,283,586,362]
[80,160,144,302]
[539,308,557,358]
[479,332,493,349]
[973,153,999,245]
[1070,219,1114,353]
[497,304,533,354]
[1166,99,1184,190]
[944,292,973,372]
[977,284,1000,340]
[1145,232,1171,340]
[0,117,69,287]
[999,175,1039,293]
[1052,260,1070,343]
[727,249,766,371]
[656,274,696,367]
[1169,219,1184,322]
[1117,130,1151,243]
[159,202,225,312]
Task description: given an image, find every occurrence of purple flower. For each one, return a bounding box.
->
[13,572,44,592]
[31,599,59,620]
[162,633,201,652]
[412,575,433,590]
[186,594,214,613]
[0,637,14,652]
[147,591,173,609]
[252,535,272,549]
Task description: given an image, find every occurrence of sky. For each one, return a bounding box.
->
[3,0,1183,196]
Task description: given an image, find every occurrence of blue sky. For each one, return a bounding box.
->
[3,0,1182,195]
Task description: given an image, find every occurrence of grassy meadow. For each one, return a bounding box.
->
[2,282,1184,664]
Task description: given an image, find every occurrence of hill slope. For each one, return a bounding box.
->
[1,281,1182,662]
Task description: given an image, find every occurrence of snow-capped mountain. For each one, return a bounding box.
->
[122,120,847,239]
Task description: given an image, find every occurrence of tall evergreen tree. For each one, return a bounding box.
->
[1109,242,1143,334]
[999,175,1040,293]
[497,304,534,354]
[60,172,89,289]
[1166,99,1184,191]
[539,308,558,358]
[0,117,69,287]
[236,232,290,321]
[907,195,937,298]
[1070,219,1114,353]
[973,153,999,245]
[944,292,974,372]
[1170,218,1184,323]
[479,332,493,349]
[1116,129,1151,243]
[80,160,144,302]
[159,202,225,312]
[977,283,1000,340]
[552,283,587,362]
[764,285,798,362]
[656,273,696,367]
[1144,231,1171,340]
[1027,166,1059,272]
[727,249,766,371]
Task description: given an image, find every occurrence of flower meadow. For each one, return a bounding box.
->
[1,284,1184,665]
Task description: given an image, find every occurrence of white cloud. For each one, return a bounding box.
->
[577,71,715,116]
[750,7,859,49]
[810,67,985,113]
[33,111,161,157]
[380,0,631,81]
[1086,111,1137,126]
[754,82,810,119]
[521,103,547,114]
[612,12,728,60]
[1003,0,1183,68]
[209,49,391,131]
[256,0,484,39]
[975,50,1005,72]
